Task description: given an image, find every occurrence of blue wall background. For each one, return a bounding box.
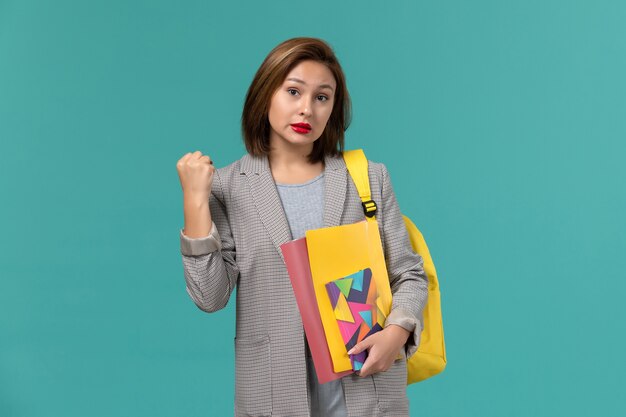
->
[1,1,624,416]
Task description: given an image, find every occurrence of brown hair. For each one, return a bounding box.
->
[241,37,351,163]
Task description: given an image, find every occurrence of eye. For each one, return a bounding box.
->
[317,95,329,102]
[287,88,299,96]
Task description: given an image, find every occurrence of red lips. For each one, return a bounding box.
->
[291,122,311,130]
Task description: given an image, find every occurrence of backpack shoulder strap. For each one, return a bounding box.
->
[343,149,378,219]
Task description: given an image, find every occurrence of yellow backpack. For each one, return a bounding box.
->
[343,149,447,384]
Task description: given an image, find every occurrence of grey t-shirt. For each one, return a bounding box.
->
[275,172,348,417]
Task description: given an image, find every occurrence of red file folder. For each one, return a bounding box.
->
[280,237,353,383]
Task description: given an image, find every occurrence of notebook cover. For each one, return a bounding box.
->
[325,268,384,371]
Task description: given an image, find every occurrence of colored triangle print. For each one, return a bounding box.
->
[365,269,377,304]
[365,323,383,339]
[345,324,361,351]
[350,350,367,371]
[352,270,364,292]
[325,282,341,309]
[334,293,354,323]
[357,321,370,342]
[345,268,369,304]
[337,317,361,345]
[348,302,371,328]
[347,276,368,304]
[359,310,373,328]
[363,268,372,281]
[335,278,353,298]
[345,269,361,280]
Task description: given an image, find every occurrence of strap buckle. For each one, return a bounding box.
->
[362,200,377,218]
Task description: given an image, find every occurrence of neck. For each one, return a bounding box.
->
[268,138,316,170]
[267,139,325,184]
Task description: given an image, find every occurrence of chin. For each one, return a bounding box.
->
[294,139,319,148]
[287,134,319,146]
[270,129,320,150]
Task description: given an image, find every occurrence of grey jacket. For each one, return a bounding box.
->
[180,153,428,417]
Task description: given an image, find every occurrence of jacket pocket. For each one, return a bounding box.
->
[234,335,272,416]
[371,355,409,416]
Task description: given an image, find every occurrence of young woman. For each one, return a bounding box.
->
[176,37,428,417]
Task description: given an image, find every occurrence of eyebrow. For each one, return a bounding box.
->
[286,77,335,91]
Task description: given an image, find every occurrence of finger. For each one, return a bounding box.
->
[347,344,361,356]
[348,340,364,355]
[199,155,214,165]
[179,152,193,164]
[189,150,203,161]
[347,338,372,355]
[357,357,376,378]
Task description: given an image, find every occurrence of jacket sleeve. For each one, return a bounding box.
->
[179,169,239,313]
[377,163,429,358]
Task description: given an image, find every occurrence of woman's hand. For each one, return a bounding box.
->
[347,324,409,378]
[177,151,216,238]
[176,151,216,199]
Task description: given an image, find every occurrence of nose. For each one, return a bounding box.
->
[298,99,312,118]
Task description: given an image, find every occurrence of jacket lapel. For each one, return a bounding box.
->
[240,153,349,262]
[322,154,348,227]
[241,154,292,263]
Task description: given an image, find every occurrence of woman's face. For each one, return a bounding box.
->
[267,60,336,152]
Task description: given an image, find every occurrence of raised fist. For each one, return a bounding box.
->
[176,151,215,199]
